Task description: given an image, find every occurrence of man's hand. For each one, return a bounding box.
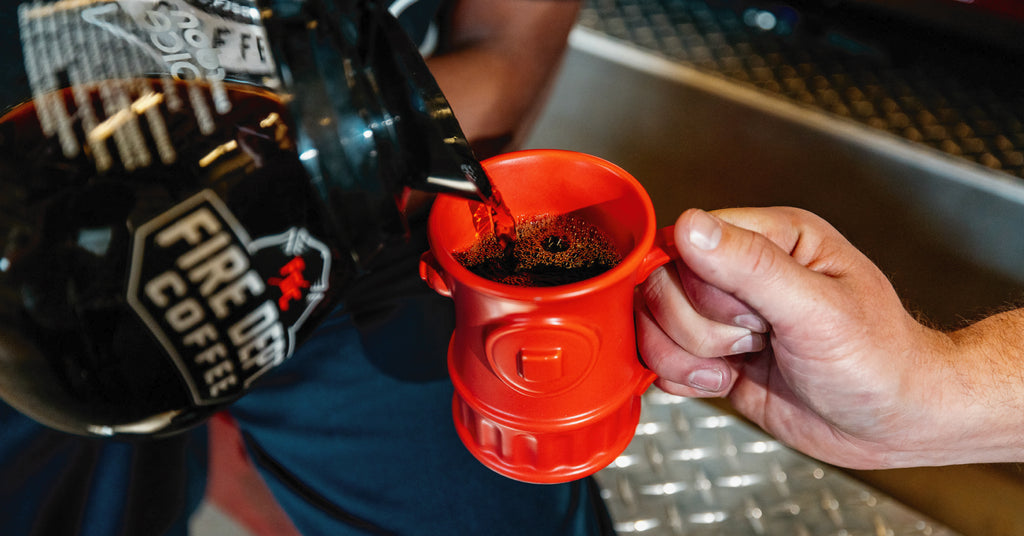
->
[637,207,1024,469]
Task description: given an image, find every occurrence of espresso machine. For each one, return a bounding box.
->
[0,0,491,437]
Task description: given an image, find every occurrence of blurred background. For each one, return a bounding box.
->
[522,1,1024,535]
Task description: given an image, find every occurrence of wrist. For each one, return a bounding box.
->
[898,313,1024,466]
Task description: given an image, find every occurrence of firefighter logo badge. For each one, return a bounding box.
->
[127,190,331,405]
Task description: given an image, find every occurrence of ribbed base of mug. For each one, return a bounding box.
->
[450,392,643,484]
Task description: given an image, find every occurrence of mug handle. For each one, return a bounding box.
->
[633,225,679,393]
[637,226,679,283]
[419,251,453,298]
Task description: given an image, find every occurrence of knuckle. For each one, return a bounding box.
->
[744,233,779,279]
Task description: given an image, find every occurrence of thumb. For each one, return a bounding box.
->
[672,207,845,325]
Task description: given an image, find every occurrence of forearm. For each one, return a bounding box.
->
[878,308,1024,468]
[926,308,1024,465]
[426,0,580,154]
[427,49,536,151]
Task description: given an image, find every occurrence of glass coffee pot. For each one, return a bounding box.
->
[0,0,493,437]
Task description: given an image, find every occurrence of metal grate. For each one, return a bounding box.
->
[576,0,1024,180]
[596,391,959,535]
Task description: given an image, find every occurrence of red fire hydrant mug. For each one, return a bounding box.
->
[419,149,677,483]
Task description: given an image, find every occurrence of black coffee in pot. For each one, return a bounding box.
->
[0,79,343,435]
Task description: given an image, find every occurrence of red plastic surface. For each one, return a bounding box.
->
[420,150,673,483]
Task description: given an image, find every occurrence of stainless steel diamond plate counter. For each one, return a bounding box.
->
[577,0,1024,181]
[595,390,959,535]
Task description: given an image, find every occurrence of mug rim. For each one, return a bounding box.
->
[427,149,658,300]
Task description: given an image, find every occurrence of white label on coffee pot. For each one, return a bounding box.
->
[17,0,279,170]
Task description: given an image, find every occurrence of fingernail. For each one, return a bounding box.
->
[729,333,764,354]
[688,210,722,251]
[687,368,724,392]
[733,313,768,333]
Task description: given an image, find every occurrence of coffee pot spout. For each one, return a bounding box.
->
[263,0,494,264]
[365,5,494,203]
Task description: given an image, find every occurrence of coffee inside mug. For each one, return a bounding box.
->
[452,212,623,287]
[428,151,657,293]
